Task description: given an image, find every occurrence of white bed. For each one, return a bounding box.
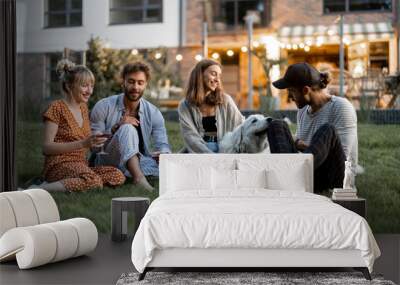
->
[131,154,380,280]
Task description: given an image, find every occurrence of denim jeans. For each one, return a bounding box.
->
[206,142,219,153]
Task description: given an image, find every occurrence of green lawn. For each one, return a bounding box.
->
[17,120,400,233]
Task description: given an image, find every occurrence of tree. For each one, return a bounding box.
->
[85,37,143,108]
[252,48,287,113]
[85,38,182,108]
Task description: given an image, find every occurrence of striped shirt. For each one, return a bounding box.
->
[296,96,358,171]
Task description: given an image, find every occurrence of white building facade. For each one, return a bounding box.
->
[16,0,181,105]
[17,0,180,52]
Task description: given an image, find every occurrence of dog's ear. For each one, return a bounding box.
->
[237,128,247,153]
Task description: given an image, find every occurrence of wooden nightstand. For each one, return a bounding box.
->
[332,198,366,218]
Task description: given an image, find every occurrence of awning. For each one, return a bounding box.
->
[278,22,393,45]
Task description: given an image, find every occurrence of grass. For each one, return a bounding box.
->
[17,121,400,233]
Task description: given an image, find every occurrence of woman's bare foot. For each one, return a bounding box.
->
[134,176,154,192]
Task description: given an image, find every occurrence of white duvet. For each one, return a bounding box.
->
[131,190,380,273]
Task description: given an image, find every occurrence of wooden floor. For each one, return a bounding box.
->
[0,234,399,285]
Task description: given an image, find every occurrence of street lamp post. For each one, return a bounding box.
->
[244,12,260,110]
[246,16,254,109]
[339,14,345,97]
[201,0,208,58]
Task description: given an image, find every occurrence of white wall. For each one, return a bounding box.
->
[17,0,180,53]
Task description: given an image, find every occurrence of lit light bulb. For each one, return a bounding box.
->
[155,52,162,59]
[292,44,298,50]
[175,54,183,61]
[299,43,305,49]
[304,46,311,52]
[131,49,138,55]
[195,54,203,61]
[241,46,248,52]
[211,52,220,59]
[226,50,234,57]
[253,41,260,48]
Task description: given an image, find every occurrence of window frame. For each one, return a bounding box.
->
[109,0,163,25]
[44,0,83,29]
[323,0,392,15]
[211,0,271,33]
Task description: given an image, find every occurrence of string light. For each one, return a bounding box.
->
[292,44,298,50]
[241,46,248,52]
[299,43,305,49]
[131,49,138,55]
[285,44,292,50]
[304,46,311,52]
[212,52,220,59]
[226,50,234,57]
[195,54,203,61]
[253,41,260,48]
[175,54,183,61]
[155,52,162,59]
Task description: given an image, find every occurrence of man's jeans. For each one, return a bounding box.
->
[266,120,346,193]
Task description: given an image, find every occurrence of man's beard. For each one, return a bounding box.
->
[124,88,144,102]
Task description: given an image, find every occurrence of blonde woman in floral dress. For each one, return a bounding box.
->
[40,59,125,192]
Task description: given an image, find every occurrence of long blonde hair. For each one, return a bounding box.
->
[184,59,224,107]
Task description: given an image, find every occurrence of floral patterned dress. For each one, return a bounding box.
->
[42,100,126,192]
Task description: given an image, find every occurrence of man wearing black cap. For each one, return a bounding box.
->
[268,62,358,193]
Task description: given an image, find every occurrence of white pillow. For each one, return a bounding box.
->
[237,158,309,192]
[266,164,307,191]
[167,163,212,192]
[212,169,236,191]
[236,169,267,189]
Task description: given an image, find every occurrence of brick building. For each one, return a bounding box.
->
[179,0,397,109]
[16,0,398,112]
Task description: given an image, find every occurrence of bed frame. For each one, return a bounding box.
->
[139,248,371,280]
[138,154,372,281]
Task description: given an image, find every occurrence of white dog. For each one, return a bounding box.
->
[219,114,272,153]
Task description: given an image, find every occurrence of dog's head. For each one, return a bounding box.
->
[239,114,272,153]
[219,114,272,153]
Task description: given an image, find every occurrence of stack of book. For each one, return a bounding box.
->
[332,188,358,200]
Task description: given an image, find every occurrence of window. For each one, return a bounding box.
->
[109,0,163,25]
[324,0,392,14]
[211,0,270,32]
[44,0,82,28]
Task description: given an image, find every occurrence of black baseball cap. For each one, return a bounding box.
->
[272,62,321,89]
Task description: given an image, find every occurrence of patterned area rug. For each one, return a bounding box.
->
[117,271,396,285]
